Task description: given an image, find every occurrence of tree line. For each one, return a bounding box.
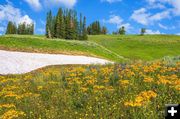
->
[112,26,126,35]
[5,7,147,37]
[46,8,88,40]
[113,26,146,35]
[87,21,108,35]
[6,21,34,35]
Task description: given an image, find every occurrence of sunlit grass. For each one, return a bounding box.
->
[0,35,180,62]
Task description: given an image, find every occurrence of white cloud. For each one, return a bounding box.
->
[145,29,161,34]
[103,15,132,32]
[150,10,170,21]
[130,0,180,27]
[18,15,33,24]
[148,3,166,9]
[118,23,132,31]
[170,0,180,15]
[158,23,168,30]
[44,0,77,8]
[146,0,155,4]
[105,15,123,25]
[101,0,122,3]
[146,0,180,16]
[0,4,22,23]
[131,8,170,25]
[24,0,42,11]
[177,33,180,35]
[146,0,165,9]
[0,4,34,25]
[23,0,78,10]
[130,8,150,25]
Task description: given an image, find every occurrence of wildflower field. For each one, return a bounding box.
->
[0,59,179,119]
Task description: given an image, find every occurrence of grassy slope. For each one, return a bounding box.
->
[0,35,119,62]
[89,35,180,61]
[0,35,180,62]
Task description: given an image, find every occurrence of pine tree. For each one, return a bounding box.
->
[79,13,83,40]
[72,10,78,40]
[141,28,146,35]
[82,16,88,40]
[101,26,107,34]
[87,25,92,35]
[46,11,53,38]
[51,16,56,38]
[65,9,73,39]
[87,21,103,35]
[69,10,75,39]
[46,7,87,40]
[22,22,26,35]
[6,21,17,34]
[55,8,63,38]
[31,23,34,35]
[97,21,101,34]
[119,26,126,35]
[16,22,33,35]
[12,22,17,34]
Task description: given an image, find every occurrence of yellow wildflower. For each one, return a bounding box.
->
[157,79,171,85]
[37,86,43,90]
[143,77,154,83]
[2,109,26,119]
[0,104,16,109]
[80,87,88,92]
[119,80,129,86]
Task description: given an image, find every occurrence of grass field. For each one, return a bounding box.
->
[0,58,179,118]
[0,35,180,62]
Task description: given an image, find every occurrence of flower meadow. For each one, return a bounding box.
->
[0,61,179,119]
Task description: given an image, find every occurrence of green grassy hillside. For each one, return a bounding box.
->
[0,35,180,62]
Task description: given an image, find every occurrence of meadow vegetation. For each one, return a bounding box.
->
[0,57,179,118]
[0,34,180,62]
[0,34,180,118]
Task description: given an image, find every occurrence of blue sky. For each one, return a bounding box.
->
[0,0,180,35]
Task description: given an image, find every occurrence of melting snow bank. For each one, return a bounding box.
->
[0,50,112,75]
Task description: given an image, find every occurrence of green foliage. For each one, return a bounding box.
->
[5,21,17,34]
[119,26,126,35]
[17,22,34,35]
[55,8,64,38]
[101,26,108,35]
[46,11,53,38]
[6,21,34,35]
[46,8,88,40]
[81,16,88,40]
[87,21,102,35]
[141,28,146,35]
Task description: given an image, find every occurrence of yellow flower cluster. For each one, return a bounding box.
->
[124,90,157,107]
[143,77,154,83]
[119,80,129,86]
[1,109,26,119]
[0,104,16,109]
